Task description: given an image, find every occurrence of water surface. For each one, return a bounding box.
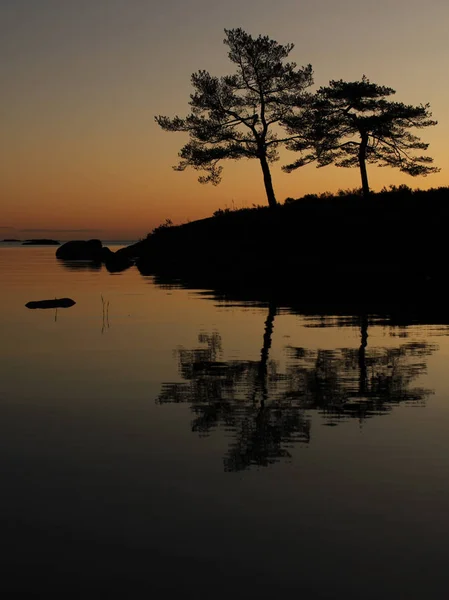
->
[2,244,449,598]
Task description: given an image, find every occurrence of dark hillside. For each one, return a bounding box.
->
[122,187,449,303]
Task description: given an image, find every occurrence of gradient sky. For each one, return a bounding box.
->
[1,0,448,240]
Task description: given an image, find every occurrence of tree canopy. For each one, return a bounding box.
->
[155,28,313,208]
[283,76,439,196]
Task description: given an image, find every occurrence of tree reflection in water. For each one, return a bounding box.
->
[157,308,436,471]
[285,328,434,423]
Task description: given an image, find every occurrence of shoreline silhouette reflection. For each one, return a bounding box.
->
[143,265,449,332]
[157,307,436,471]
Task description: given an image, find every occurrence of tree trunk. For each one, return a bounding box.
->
[259,153,278,208]
[358,135,370,198]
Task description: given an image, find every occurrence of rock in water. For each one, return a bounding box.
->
[56,239,103,260]
[25,298,76,309]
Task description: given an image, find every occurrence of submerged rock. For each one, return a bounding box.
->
[25,298,76,309]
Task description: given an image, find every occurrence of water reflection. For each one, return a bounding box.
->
[147,268,449,333]
[58,260,102,271]
[158,308,436,471]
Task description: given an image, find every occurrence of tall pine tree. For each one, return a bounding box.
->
[156,28,313,208]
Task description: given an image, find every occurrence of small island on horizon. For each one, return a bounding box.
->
[22,239,60,245]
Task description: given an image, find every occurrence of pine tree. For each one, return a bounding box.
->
[156,28,313,208]
[283,76,439,196]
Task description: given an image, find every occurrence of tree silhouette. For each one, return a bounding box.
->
[283,76,439,196]
[157,309,435,471]
[155,28,313,208]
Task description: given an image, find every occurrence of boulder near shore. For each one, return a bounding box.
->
[56,239,104,260]
[56,239,133,272]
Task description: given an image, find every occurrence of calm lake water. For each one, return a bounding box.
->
[2,243,449,598]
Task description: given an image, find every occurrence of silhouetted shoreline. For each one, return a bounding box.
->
[116,187,449,313]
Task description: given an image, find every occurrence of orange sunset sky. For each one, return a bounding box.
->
[1,0,448,240]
